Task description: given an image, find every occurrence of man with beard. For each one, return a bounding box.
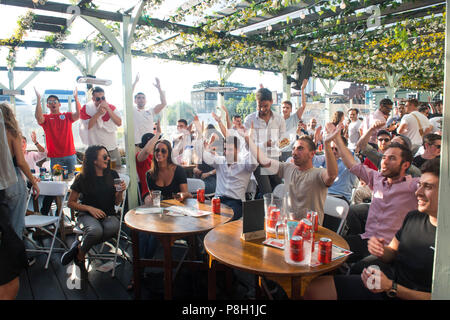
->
[333,133,419,263]
[244,122,340,225]
[244,88,286,195]
[304,158,439,300]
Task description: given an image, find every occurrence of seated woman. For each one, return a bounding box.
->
[61,145,127,269]
[143,139,191,203]
[139,140,191,263]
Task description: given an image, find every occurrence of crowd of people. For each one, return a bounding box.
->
[0,74,444,300]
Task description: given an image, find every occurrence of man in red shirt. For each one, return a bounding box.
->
[34,87,80,173]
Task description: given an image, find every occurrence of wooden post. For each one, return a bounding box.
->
[431,0,450,300]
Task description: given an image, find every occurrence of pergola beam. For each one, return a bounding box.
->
[286,3,445,45]
[0,66,59,71]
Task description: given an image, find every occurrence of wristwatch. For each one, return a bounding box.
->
[387,281,398,298]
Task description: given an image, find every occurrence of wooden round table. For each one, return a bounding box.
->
[125,198,234,300]
[204,220,350,299]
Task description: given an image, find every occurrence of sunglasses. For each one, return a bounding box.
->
[155,148,167,154]
[378,138,390,142]
[103,154,110,160]
[47,100,58,105]
[95,96,106,102]
[432,144,441,149]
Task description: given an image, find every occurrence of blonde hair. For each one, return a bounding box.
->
[0,102,20,138]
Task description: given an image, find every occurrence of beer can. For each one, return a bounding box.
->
[197,188,205,203]
[290,236,304,262]
[293,218,312,240]
[62,166,69,180]
[318,238,332,264]
[212,197,220,214]
[307,211,319,232]
[268,208,280,229]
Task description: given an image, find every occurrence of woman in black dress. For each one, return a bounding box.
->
[61,145,126,268]
[143,139,191,204]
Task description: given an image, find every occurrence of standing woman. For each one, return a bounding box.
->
[62,145,126,268]
[0,102,39,238]
[0,104,33,300]
[143,139,191,204]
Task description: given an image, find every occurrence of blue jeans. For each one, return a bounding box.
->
[219,197,243,221]
[50,154,77,174]
[138,232,158,259]
[4,167,27,239]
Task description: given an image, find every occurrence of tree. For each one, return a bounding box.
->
[166,101,195,125]
[235,93,256,119]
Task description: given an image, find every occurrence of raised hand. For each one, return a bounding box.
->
[34,87,41,100]
[211,112,220,122]
[154,77,161,90]
[301,78,308,90]
[371,120,386,130]
[31,131,37,144]
[323,122,343,143]
[73,87,78,101]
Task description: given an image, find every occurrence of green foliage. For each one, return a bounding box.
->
[165,101,195,125]
[235,93,256,119]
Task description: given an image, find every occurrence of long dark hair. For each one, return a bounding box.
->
[79,145,113,193]
[331,111,345,126]
[149,140,174,180]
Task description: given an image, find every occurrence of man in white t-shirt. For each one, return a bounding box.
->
[133,77,167,145]
[398,98,433,153]
[346,108,362,151]
[79,86,122,164]
[244,87,286,195]
[280,79,308,161]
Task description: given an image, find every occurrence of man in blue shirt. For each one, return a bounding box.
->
[313,136,359,204]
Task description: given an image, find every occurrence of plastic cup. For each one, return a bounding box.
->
[263,193,284,239]
[114,178,123,192]
[152,190,161,207]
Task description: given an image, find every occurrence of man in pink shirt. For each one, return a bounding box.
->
[360,98,393,146]
[333,133,419,263]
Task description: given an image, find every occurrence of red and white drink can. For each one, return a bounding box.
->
[290,236,304,262]
[197,188,205,203]
[307,211,319,232]
[212,197,221,214]
[318,237,332,264]
[293,218,312,240]
[267,208,280,229]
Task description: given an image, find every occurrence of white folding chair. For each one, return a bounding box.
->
[187,178,205,194]
[323,195,349,235]
[272,183,285,199]
[84,174,132,277]
[24,181,69,269]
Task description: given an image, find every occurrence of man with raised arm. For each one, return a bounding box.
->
[79,86,122,165]
[280,78,309,161]
[132,74,167,144]
[244,122,340,225]
[243,87,286,195]
[34,87,80,173]
[333,132,419,263]
[304,158,439,300]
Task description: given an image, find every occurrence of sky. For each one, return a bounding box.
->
[0,3,349,111]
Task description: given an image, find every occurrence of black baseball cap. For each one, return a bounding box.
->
[139,133,155,149]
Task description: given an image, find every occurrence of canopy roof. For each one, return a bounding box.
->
[0,0,445,91]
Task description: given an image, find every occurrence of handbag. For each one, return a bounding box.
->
[411,113,424,137]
